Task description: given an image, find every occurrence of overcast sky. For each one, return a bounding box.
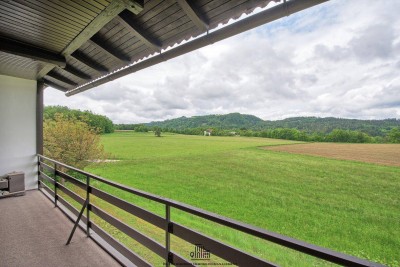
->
[45,0,400,124]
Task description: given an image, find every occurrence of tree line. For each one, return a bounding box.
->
[120,125,400,143]
[147,113,400,137]
[44,106,114,134]
[46,108,400,143]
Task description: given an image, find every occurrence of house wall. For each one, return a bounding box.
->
[0,75,37,190]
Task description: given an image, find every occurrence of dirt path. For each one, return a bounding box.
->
[264,143,400,167]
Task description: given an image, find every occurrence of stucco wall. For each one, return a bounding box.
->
[0,75,37,190]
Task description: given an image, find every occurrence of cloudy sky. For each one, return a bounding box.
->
[45,0,400,124]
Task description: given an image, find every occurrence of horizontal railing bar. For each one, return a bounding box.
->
[89,231,136,267]
[91,187,166,229]
[170,252,195,267]
[90,204,165,257]
[57,195,88,225]
[248,231,384,267]
[39,161,54,173]
[170,207,382,267]
[39,187,55,202]
[172,222,277,267]
[38,155,174,204]
[56,170,86,190]
[39,154,97,178]
[40,181,55,197]
[54,194,131,267]
[39,173,55,185]
[37,155,384,267]
[88,175,169,204]
[88,185,381,266]
[91,222,151,267]
[57,183,85,205]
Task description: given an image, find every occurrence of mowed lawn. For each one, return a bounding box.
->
[85,132,400,266]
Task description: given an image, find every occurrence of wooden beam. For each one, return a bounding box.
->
[70,51,109,73]
[62,0,144,56]
[123,0,144,14]
[87,37,130,64]
[117,14,162,52]
[46,70,78,86]
[42,78,68,92]
[37,65,56,80]
[0,36,66,67]
[176,0,208,32]
[64,64,92,80]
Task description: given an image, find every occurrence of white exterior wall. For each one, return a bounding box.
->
[0,75,37,190]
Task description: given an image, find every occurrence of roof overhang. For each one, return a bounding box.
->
[0,0,328,95]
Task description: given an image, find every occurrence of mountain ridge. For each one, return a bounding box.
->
[144,113,399,136]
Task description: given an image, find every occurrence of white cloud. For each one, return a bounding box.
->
[45,0,400,123]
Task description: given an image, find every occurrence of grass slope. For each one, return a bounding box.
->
[85,132,399,266]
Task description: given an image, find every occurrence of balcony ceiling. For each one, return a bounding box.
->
[0,0,324,96]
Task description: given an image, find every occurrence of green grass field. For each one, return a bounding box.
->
[82,132,399,266]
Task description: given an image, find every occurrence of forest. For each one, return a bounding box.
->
[44,106,114,134]
[45,108,400,143]
[116,113,400,143]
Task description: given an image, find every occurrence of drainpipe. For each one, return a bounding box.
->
[36,81,44,155]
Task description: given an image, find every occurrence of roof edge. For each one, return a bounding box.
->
[66,0,329,97]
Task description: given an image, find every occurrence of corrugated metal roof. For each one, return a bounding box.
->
[0,0,326,95]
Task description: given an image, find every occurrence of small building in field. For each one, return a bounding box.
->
[204,129,213,136]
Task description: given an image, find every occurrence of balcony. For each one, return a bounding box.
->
[0,1,391,266]
[0,190,119,267]
[0,155,382,266]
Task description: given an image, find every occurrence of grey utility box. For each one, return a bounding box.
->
[0,178,7,189]
[8,171,25,193]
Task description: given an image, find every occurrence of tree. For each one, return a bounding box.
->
[134,125,149,132]
[44,114,107,170]
[388,127,400,143]
[154,127,161,137]
[44,106,115,134]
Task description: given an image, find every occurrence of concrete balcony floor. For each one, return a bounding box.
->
[0,190,120,267]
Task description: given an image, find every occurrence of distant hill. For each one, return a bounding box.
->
[147,113,400,137]
[148,113,264,130]
[263,117,400,136]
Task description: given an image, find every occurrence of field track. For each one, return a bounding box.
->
[264,143,400,166]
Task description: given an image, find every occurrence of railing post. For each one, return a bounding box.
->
[37,155,41,190]
[86,175,90,237]
[165,204,171,267]
[54,162,57,207]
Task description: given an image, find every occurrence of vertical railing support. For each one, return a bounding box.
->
[165,204,171,267]
[37,155,41,189]
[54,163,57,207]
[86,175,90,237]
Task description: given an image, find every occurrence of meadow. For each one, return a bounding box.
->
[79,132,400,266]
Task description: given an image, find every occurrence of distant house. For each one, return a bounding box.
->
[204,129,213,136]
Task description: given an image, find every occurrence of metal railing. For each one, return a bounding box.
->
[37,154,383,267]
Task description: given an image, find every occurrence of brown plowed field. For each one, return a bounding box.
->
[264,143,400,167]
